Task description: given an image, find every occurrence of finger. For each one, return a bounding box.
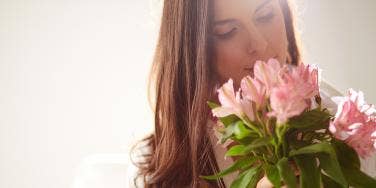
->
[256,176,274,188]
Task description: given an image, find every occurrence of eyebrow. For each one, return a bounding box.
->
[214,0,273,25]
[256,0,273,12]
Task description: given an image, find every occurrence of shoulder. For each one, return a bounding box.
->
[319,80,342,114]
[360,154,376,178]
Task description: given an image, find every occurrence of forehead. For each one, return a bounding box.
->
[213,0,266,21]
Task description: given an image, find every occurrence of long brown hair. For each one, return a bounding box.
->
[132,0,302,187]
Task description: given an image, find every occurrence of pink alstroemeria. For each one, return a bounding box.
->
[329,99,368,140]
[329,89,375,139]
[239,97,256,121]
[267,63,319,124]
[329,89,376,158]
[253,58,282,96]
[331,89,376,116]
[345,121,376,158]
[283,63,320,100]
[212,79,241,117]
[268,83,308,124]
[212,79,255,121]
[240,76,266,110]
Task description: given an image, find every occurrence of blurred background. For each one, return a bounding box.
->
[0,0,375,188]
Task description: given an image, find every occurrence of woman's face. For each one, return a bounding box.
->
[212,0,289,88]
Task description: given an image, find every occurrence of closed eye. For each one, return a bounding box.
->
[256,12,275,23]
[215,28,237,39]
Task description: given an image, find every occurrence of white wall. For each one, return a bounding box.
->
[0,0,159,188]
[0,0,375,188]
[296,0,376,102]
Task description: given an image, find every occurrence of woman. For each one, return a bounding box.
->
[128,0,374,187]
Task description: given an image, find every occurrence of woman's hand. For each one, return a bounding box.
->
[256,176,291,188]
[256,161,300,188]
[256,176,275,188]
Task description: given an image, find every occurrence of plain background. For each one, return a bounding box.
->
[0,0,375,188]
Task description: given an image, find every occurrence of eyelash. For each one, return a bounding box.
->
[215,9,275,40]
[215,28,237,39]
[256,12,275,23]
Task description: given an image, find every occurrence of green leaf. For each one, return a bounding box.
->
[207,101,220,109]
[322,173,342,188]
[200,157,257,180]
[289,142,348,187]
[243,137,272,153]
[289,142,333,156]
[220,115,240,127]
[265,164,281,188]
[318,154,347,188]
[332,140,376,187]
[234,133,260,145]
[234,121,252,140]
[277,157,297,188]
[288,108,331,131]
[341,166,376,188]
[226,137,272,157]
[230,165,262,188]
[293,155,321,188]
[226,145,246,157]
[332,139,360,169]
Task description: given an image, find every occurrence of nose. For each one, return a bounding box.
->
[245,23,268,57]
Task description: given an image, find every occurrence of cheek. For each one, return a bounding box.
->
[262,11,289,63]
[213,42,249,87]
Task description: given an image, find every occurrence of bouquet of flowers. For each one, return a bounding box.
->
[201,59,376,188]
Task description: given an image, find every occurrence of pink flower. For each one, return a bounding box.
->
[212,79,255,121]
[239,98,256,122]
[267,63,319,124]
[212,79,241,117]
[329,99,368,140]
[282,63,320,100]
[332,89,376,116]
[329,89,376,158]
[329,89,374,139]
[253,58,282,96]
[240,76,266,110]
[345,121,376,158]
[268,83,308,124]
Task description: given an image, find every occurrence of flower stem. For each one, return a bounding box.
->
[242,116,263,137]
